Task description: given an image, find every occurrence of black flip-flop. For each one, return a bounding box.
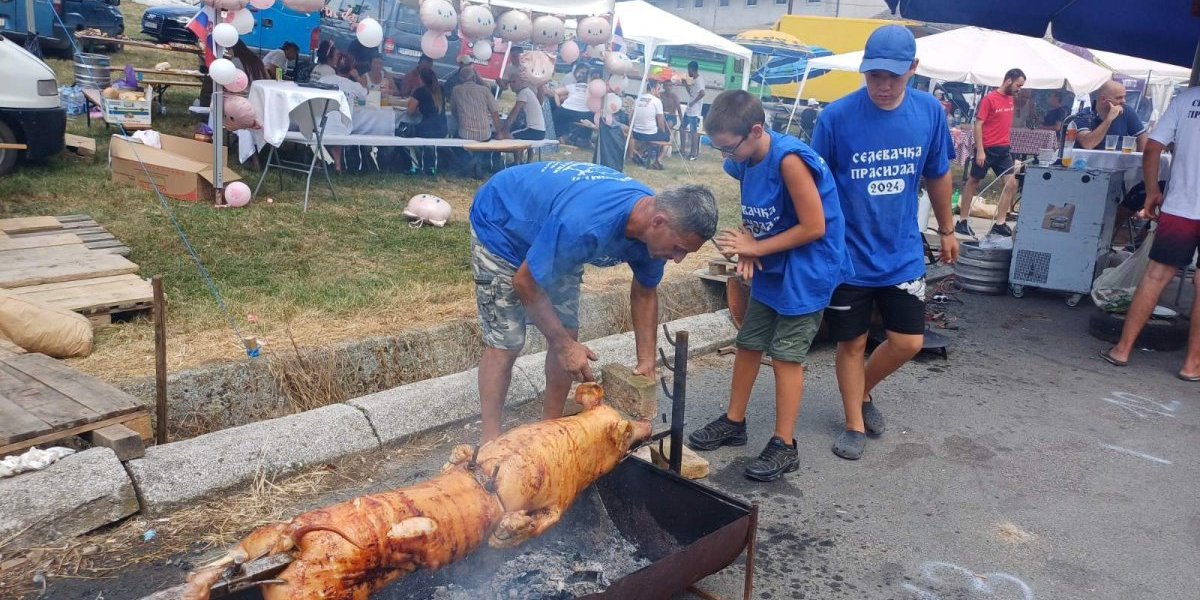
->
[1099,349,1128,367]
[1177,372,1200,382]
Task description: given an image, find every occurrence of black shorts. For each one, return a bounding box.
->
[1149,213,1200,268]
[969,145,1015,180]
[554,107,593,137]
[825,279,927,341]
[633,130,670,142]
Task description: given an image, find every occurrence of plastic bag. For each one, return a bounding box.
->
[1091,230,1155,312]
[0,447,75,478]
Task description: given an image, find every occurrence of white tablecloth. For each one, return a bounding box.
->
[1072,149,1173,188]
[248,81,351,147]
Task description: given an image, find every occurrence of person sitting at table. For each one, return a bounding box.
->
[554,69,597,148]
[319,61,370,173]
[451,68,503,142]
[505,81,546,141]
[360,55,396,97]
[1076,80,1147,151]
[310,40,337,82]
[399,55,434,97]
[1040,91,1068,135]
[230,41,270,85]
[262,41,300,80]
[631,79,670,170]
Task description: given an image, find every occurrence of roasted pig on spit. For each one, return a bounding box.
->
[180,383,651,600]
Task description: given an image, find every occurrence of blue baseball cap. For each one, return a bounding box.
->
[860,25,916,75]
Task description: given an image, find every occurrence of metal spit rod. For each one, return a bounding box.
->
[658,325,689,474]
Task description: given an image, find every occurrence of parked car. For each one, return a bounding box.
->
[140,5,198,44]
[0,34,65,176]
[1,0,123,53]
[319,2,462,78]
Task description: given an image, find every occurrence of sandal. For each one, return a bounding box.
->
[1177,372,1200,382]
[1099,349,1128,367]
[832,430,866,460]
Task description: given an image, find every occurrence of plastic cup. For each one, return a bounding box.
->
[1121,136,1136,154]
[1105,134,1118,151]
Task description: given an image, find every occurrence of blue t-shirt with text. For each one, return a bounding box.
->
[811,87,952,287]
[469,161,665,289]
[724,130,853,316]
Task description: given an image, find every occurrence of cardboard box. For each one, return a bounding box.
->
[102,97,153,129]
[109,134,241,203]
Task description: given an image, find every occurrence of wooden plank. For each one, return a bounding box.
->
[0,143,27,151]
[6,274,152,314]
[85,424,145,461]
[0,394,52,444]
[76,232,116,242]
[0,217,61,234]
[58,220,100,230]
[83,239,125,250]
[57,214,92,223]
[0,245,138,287]
[63,134,96,158]
[0,234,83,252]
[7,354,141,417]
[96,246,132,257]
[0,362,96,432]
[0,410,149,457]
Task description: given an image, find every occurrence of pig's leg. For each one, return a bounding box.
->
[489,507,564,548]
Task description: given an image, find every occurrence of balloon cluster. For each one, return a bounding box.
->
[208,0,384,93]
[419,0,457,59]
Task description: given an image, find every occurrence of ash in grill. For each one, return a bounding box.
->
[379,489,654,600]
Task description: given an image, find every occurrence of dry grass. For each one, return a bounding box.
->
[994,521,1037,545]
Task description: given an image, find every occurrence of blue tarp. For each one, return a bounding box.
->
[751,51,833,85]
[886,0,1200,69]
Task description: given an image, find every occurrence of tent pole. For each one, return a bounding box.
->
[1191,38,1200,87]
[785,63,810,132]
[495,42,511,100]
[624,40,655,166]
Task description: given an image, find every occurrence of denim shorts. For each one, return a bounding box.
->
[471,234,582,350]
[735,298,823,364]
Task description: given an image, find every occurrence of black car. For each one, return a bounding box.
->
[141,5,197,44]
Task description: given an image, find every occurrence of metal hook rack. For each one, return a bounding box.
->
[656,324,689,475]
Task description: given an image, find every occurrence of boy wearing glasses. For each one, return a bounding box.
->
[686,90,853,481]
[810,25,958,460]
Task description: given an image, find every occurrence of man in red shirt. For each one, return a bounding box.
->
[957,68,1026,237]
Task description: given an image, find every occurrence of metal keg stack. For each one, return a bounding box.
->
[73,52,111,90]
[955,241,1013,295]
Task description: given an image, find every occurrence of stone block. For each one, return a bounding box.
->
[0,448,139,550]
[650,438,710,480]
[350,367,538,446]
[601,363,660,420]
[127,404,378,514]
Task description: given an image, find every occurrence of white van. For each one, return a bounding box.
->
[0,35,66,176]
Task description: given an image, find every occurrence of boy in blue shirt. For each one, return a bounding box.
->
[686,90,853,481]
[810,25,959,460]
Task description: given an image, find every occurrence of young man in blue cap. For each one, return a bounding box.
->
[810,24,960,460]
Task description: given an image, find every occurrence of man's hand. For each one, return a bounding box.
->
[1104,102,1123,122]
[555,340,599,382]
[633,358,657,378]
[939,233,960,264]
[736,255,763,281]
[974,150,987,168]
[1140,189,1164,221]
[715,226,762,258]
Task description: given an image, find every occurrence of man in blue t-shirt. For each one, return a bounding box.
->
[810,25,961,461]
[469,162,719,441]
[1075,80,1148,152]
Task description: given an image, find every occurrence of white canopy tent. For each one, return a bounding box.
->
[1089,49,1188,124]
[611,0,752,162]
[487,0,613,15]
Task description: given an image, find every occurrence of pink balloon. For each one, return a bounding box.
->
[586,94,602,113]
[224,69,248,93]
[248,0,274,8]
[587,78,606,99]
[420,30,448,59]
[224,182,251,207]
[559,40,579,64]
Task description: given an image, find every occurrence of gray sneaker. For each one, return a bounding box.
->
[687,415,748,451]
[744,436,799,482]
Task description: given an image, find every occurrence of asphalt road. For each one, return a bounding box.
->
[44,288,1198,600]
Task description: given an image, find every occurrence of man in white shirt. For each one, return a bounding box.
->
[681,60,706,160]
[1102,86,1200,382]
[262,42,300,80]
[632,80,669,169]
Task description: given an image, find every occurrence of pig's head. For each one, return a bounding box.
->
[574,383,651,450]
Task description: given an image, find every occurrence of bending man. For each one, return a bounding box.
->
[470,161,719,441]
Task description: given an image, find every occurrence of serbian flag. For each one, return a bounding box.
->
[611,16,624,53]
[187,6,217,66]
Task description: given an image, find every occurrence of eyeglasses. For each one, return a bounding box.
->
[710,135,746,156]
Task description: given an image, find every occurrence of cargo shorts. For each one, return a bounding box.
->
[471,234,583,351]
[735,298,823,365]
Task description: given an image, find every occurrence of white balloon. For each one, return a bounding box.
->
[459,4,495,40]
[419,0,457,33]
[356,17,383,48]
[576,15,612,46]
[496,10,532,42]
[604,51,633,77]
[209,58,238,85]
[228,9,255,36]
[530,15,564,46]
[211,22,239,48]
[473,40,493,62]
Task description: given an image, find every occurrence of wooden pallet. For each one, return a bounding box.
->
[0,353,150,458]
[0,244,137,288]
[6,274,154,325]
[695,257,739,284]
[1,214,131,256]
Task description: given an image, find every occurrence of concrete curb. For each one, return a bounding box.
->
[0,448,138,549]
